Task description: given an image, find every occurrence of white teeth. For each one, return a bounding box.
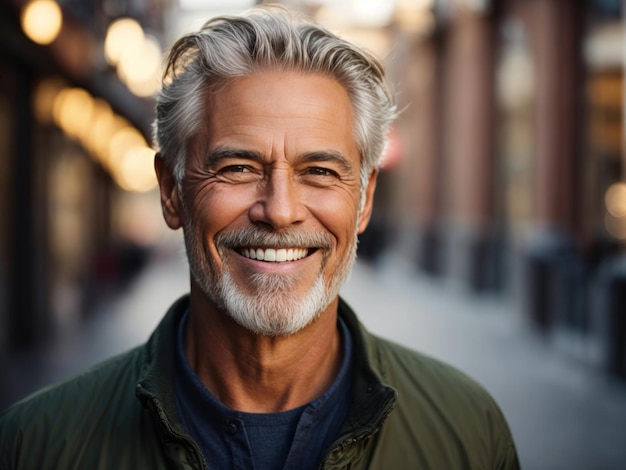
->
[242,248,308,262]
[265,249,276,261]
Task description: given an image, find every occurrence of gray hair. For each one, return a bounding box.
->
[153,5,397,189]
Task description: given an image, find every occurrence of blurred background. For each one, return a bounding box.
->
[1,0,626,468]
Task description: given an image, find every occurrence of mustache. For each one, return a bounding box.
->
[215,226,332,250]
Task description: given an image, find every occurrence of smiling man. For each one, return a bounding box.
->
[0,6,519,469]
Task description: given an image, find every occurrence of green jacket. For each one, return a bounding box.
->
[1,295,519,469]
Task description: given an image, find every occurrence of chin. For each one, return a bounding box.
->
[215,271,332,336]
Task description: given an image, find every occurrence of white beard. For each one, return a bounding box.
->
[182,218,358,336]
[214,269,329,336]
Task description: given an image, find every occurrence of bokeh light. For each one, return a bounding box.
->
[21,0,63,45]
[605,182,626,218]
[34,79,157,192]
[117,35,163,97]
[104,17,144,67]
[104,18,163,97]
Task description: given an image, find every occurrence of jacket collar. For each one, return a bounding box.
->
[135,295,397,452]
[323,298,397,467]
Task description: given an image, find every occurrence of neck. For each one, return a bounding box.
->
[185,287,343,413]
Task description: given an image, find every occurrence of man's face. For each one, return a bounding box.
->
[158,71,376,336]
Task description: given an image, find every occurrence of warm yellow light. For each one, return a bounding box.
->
[113,146,158,193]
[87,99,115,162]
[39,81,155,193]
[117,35,161,83]
[104,17,144,66]
[117,35,163,97]
[106,127,158,192]
[33,79,64,124]
[107,127,147,169]
[605,182,626,218]
[21,0,63,45]
[397,0,434,8]
[126,75,161,98]
[52,87,93,140]
[395,8,435,35]
[51,87,69,128]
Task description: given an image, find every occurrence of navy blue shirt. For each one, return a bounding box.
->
[175,311,353,470]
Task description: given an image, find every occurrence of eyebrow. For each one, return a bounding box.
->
[204,146,355,174]
[204,146,264,166]
[299,150,354,175]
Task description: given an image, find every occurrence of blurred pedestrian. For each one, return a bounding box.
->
[0,6,519,469]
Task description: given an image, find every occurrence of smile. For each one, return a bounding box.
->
[240,247,311,262]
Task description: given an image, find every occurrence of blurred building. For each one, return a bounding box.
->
[303,0,626,375]
[0,0,169,405]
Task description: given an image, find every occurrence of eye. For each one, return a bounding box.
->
[219,164,252,173]
[299,166,342,187]
[305,167,340,178]
[213,163,261,183]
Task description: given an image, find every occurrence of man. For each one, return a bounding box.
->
[0,6,519,469]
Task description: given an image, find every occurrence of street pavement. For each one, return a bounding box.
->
[5,245,626,470]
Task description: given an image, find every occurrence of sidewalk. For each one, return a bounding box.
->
[3,247,189,408]
[343,254,626,470]
[6,247,626,470]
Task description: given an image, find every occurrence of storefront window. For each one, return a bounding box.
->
[583,2,624,251]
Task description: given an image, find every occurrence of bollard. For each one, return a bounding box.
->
[598,256,626,378]
[416,225,442,277]
[522,230,580,332]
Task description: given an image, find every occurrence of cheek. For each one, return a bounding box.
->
[186,186,254,241]
[193,184,254,216]
[306,189,361,240]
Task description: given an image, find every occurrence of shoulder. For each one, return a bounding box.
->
[2,346,144,417]
[0,347,146,467]
[365,332,519,469]
[368,331,505,421]
[371,333,493,405]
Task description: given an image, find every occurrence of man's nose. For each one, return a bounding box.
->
[249,169,305,229]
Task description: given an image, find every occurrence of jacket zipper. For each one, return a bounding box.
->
[143,392,210,470]
[317,404,395,469]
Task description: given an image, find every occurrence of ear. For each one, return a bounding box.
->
[155,153,183,230]
[357,169,378,234]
